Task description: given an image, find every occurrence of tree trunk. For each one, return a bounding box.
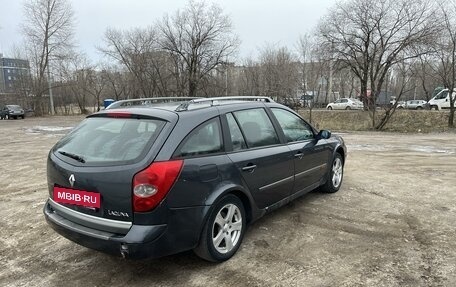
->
[189,79,197,97]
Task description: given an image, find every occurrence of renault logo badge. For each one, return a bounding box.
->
[69,174,75,187]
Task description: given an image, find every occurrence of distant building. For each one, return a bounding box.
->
[0,53,30,94]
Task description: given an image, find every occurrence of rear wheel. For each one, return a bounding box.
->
[416,106,423,110]
[320,153,344,193]
[345,106,351,110]
[194,194,245,262]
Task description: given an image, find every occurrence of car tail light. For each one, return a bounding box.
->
[132,160,183,212]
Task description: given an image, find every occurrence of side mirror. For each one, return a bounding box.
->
[317,130,331,140]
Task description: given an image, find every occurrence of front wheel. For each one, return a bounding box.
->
[327,106,333,110]
[194,194,246,262]
[345,106,351,110]
[320,153,344,193]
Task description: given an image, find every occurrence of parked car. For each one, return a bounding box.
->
[396,101,406,109]
[43,96,346,262]
[1,105,25,119]
[405,100,428,110]
[389,98,406,109]
[326,98,364,110]
[428,89,456,110]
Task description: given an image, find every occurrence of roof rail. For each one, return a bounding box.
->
[105,97,201,110]
[175,96,275,111]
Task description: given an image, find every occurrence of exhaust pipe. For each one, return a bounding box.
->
[120,244,129,259]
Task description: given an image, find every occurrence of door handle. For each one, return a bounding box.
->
[294,152,304,159]
[242,164,257,172]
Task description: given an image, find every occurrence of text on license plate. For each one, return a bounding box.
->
[53,186,101,208]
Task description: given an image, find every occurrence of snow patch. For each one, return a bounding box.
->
[25,126,73,135]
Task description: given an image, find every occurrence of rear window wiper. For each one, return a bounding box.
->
[58,150,86,163]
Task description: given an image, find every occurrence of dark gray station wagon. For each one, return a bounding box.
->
[44,96,346,262]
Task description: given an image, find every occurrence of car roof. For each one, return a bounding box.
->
[94,96,278,122]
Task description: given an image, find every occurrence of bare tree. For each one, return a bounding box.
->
[297,35,331,122]
[238,57,262,96]
[318,0,438,129]
[102,65,131,101]
[376,60,417,130]
[101,27,170,98]
[429,0,456,128]
[86,67,107,112]
[22,0,74,115]
[259,44,299,100]
[58,54,92,114]
[158,0,239,97]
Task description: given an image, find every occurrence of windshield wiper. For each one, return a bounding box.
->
[58,150,86,163]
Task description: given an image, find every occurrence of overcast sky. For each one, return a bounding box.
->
[0,0,337,63]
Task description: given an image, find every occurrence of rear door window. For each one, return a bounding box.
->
[54,117,165,165]
[233,108,279,148]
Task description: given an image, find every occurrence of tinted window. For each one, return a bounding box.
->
[174,118,223,158]
[233,108,279,148]
[226,113,247,151]
[271,108,314,142]
[54,117,165,164]
[341,99,348,103]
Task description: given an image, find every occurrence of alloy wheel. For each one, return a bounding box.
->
[212,203,243,254]
[332,157,343,188]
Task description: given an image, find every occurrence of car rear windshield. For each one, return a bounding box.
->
[53,117,165,165]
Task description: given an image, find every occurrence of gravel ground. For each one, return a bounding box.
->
[0,116,455,287]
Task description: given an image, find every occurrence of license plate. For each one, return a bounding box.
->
[53,186,101,208]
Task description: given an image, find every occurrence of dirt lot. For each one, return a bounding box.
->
[0,116,455,287]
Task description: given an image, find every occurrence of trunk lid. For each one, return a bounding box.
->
[47,112,177,227]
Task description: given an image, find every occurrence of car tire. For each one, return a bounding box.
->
[345,106,351,110]
[327,106,333,110]
[320,153,344,193]
[416,106,423,110]
[194,194,246,262]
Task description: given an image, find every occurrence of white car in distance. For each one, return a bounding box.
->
[326,98,364,110]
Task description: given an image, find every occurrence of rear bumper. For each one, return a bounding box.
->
[43,199,209,259]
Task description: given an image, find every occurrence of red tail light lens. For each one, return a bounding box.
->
[133,160,183,212]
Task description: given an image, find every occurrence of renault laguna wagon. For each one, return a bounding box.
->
[44,96,346,262]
